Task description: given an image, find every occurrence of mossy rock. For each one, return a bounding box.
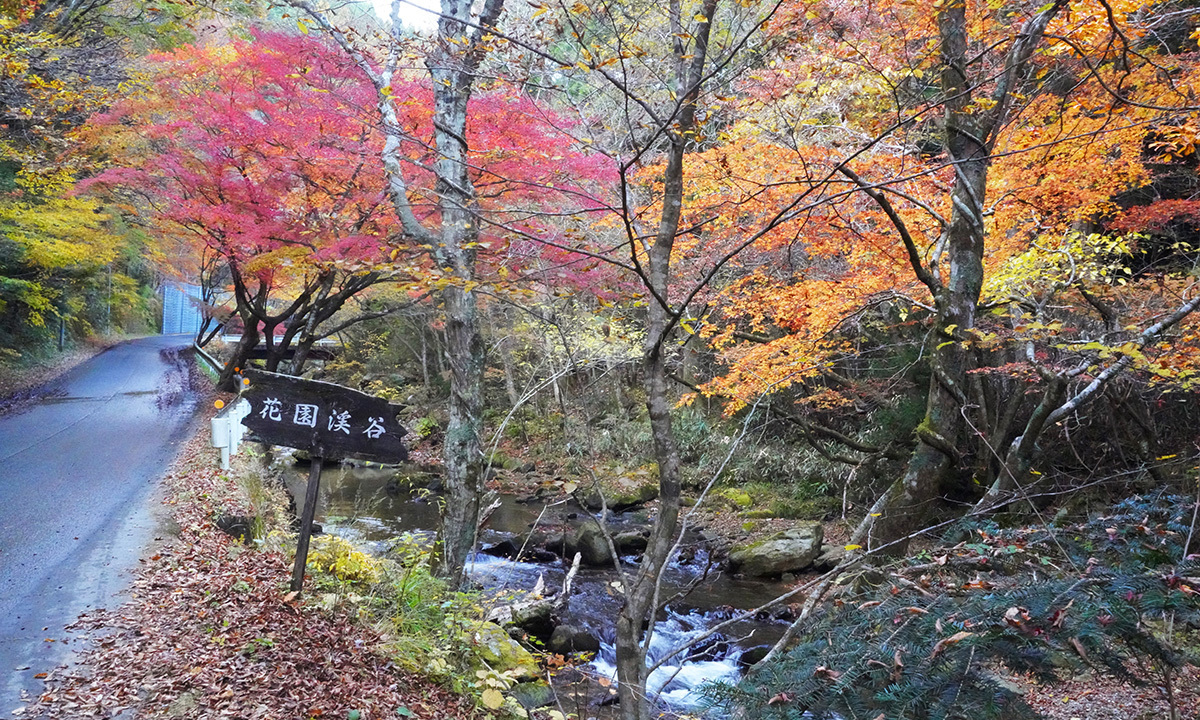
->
[488,453,523,471]
[728,522,824,577]
[770,496,839,519]
[471,622,540,680]
[578,466,659,511]
[509,681,555,710]
[740,497,839,520]
[715,488,753,510]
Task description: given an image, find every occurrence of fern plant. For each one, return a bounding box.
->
[704,492,1200,720]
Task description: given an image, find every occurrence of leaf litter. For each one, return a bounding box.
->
[19,412,477,720]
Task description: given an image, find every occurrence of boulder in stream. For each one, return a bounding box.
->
[577,468,659,511]
[481,538,560,564]
[529,530,566,557]
[727,522,823,577]
[549,624,602,655]
[614,529,649,555]
[812,544,847,572]
[738,645,770,672]
[512,599,555,641]
[565,522,615,566]
[471,622,541,680]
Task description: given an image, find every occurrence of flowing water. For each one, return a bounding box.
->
[284,463,794,714]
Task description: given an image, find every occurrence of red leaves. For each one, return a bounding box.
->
[82,30,615,300]
[1110,199,1200,233]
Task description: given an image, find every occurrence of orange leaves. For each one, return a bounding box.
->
[930,630,975,658]
[1111,200,1200,234]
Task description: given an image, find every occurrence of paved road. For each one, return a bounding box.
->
[0,335,203,705]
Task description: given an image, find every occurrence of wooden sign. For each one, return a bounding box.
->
[240,369,407,463]
[238,369,409,593]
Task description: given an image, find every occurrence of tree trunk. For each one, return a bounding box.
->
[496,309,520,407]
[218,322,260,391]
[613,326,685,720]
[436,284,486,586]
[867,0,1069,549]
[612,1,716,714]
[872,110,988,548]
[424,0,503,586]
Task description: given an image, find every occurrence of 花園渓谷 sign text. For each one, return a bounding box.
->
[240,369,407,463]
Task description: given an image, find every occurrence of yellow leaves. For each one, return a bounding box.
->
[296,19,310,34]
[982,231,1133,304]
[306,535,382,584]
[0,184,117,271]
[968,96,997,114]
[480,688,504,709]
[242,246,312,277]
[1149,122,1200,162]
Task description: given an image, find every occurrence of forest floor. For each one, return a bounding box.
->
[1023,669,1200,720]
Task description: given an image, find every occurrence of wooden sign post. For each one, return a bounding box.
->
[239,369,408,594]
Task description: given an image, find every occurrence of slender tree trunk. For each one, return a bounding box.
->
[419,324,430,388]
[975,377,1067,507]
[613,2,716,715]
[424,0,503,586]
[437,283,485,586]
[495,308,520,407]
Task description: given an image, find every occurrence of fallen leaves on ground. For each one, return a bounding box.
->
[1022,668,1200,720]
[21,411,477,720]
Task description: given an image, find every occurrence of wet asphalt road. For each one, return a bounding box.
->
[0,335,203,706]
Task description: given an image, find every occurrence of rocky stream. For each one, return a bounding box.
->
[282,463,823,716]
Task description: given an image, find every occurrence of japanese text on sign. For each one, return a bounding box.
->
[240,369,408,463]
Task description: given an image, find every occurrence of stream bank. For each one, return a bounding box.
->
[282,462,804,715]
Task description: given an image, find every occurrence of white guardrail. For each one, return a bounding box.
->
[194,343,251,469]
[211,397,251,470]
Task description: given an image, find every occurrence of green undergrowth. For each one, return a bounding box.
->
[707,481,841,520]
[230,463,541,717]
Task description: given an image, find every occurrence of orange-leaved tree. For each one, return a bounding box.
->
[684,0,1200,548]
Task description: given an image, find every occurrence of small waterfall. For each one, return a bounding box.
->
[589,608,750,711]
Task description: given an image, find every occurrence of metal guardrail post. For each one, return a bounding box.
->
[192,343,223,374]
